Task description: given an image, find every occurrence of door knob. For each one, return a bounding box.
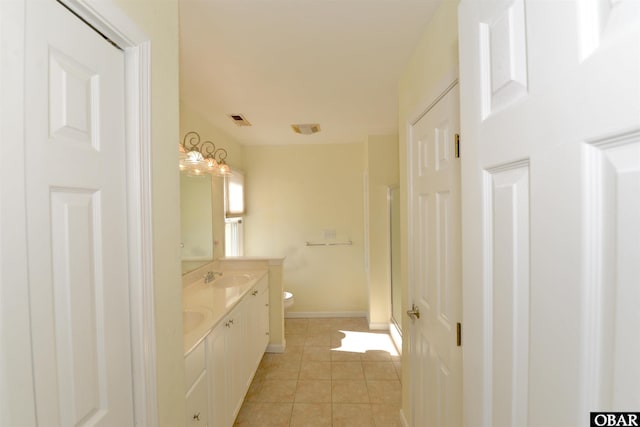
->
[406,304,420,320]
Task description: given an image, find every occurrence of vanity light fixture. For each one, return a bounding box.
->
[179,131,231,176]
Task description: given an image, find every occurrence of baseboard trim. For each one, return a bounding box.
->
[368,322,389,331]
[266,343,286,353]
[389,321,403,355]
[284,311,368,319]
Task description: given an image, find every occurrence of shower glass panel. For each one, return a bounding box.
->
[390,186,402,333]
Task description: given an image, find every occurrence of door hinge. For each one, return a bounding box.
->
[456,322,462,346]
[455,134,461,158]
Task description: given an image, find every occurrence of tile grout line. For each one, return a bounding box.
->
[238,317,400,426]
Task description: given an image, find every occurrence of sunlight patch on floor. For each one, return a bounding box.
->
[331,330,399,356]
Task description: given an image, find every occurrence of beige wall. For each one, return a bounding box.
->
[110,0,184,425]
[365,135,399,327]
[179,102,246,260]
[397,0,459,423]
[244,144,368,315]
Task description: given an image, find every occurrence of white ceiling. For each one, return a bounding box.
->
[179,0,441,146]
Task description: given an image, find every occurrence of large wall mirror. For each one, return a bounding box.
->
[180,174,214,274]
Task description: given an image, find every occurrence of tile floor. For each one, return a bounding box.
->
[234,317,402,427]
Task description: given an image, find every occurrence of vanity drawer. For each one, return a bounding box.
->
[184,340,206,391]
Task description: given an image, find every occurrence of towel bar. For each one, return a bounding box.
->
[305,240,353,247]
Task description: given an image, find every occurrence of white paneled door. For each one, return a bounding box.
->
[25,1,135,425]
[459,0,640,426]
[409,84,462,427]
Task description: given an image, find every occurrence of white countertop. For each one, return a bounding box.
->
[182,268,268,355]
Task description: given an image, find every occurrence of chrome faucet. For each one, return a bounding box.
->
[203,271,223,284]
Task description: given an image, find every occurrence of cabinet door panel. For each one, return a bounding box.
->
[207,323,229,427]
[259,282,270,353]
[186,372,208,426]
[229,301,248,422]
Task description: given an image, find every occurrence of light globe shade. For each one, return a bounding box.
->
[217,163,231,176]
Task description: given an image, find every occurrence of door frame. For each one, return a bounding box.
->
[0,0,157,425]
[404,68,459,426]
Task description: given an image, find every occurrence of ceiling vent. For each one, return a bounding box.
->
[228,114,251,126]
[291,123,321,135]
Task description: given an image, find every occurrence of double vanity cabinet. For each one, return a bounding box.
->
[183,271,270,426]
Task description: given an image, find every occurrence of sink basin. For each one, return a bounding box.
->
[212,273,253,288]
[183,310,205,334]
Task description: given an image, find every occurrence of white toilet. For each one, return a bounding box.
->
[283,291,294,310]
